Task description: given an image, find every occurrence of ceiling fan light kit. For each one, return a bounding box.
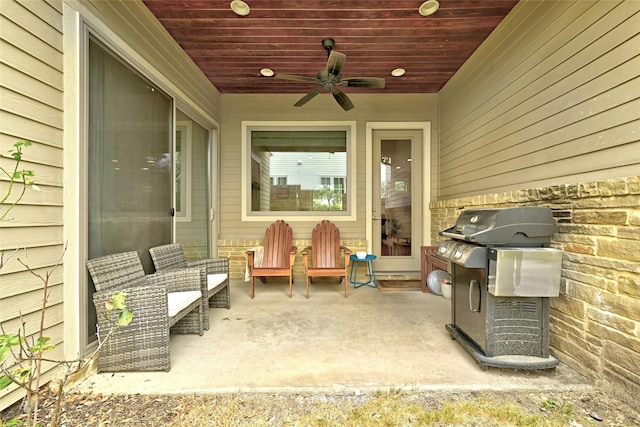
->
[275,38,385,111]
[260,68,274,77]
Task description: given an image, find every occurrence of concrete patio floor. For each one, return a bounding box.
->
[75,279,592,396]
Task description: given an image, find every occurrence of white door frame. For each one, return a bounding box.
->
[365,122,432,267]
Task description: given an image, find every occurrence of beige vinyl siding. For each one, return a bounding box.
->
[438,0,640,200]
[220,93,437,241]
[0,0,64,409]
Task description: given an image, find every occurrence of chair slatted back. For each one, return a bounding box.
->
[262,220,293,268]
[311,220,341,268]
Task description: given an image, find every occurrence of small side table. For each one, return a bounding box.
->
[349,254,378,288]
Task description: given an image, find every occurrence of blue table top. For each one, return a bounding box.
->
[350,254,377,261]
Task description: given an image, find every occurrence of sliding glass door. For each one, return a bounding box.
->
[175,110,211,258]
[87,36,173,339]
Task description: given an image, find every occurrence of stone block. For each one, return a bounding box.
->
[600,291,640,323]
[618,226,640,240]
[579,182,600,197]
[563,242,595,255]
[598,238,640,262]
[628,175,640,194]
[573,211,628,225]
[603,340,640,374]
[586,308,637,337]
[598,178,629,196]
[618,275,640,298]
[565,183,579,198]
[550,295,585,319]
[551,335,601,373]
[575,194,639,209]
[557,224,615,237]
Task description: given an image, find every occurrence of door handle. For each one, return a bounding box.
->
[469,279,481,312]
[372,216,381,220]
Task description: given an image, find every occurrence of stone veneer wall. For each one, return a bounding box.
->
[218,239,367,283]
[430,176,640,410]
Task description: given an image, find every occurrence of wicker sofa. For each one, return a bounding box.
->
[149,243,230,330]
[87,251,203,372]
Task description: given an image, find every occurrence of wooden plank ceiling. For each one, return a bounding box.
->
[142,0,519,94]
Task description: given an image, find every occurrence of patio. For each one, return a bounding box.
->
[75,279,592,396]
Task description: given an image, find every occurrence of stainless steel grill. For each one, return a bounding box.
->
[438,207,562,370]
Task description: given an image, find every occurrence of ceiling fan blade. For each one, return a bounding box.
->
[275,74,319,84]
[340,77,386,89]
[294,88,322,107]
[327,51,346,76]
[332,88,354,111]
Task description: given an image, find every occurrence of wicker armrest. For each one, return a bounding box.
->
[146,268,202,293]
[187,257,229,275]
[301,246,312,255]
[92,286,171,372]
[93,285,169,326]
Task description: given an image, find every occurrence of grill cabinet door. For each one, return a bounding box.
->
[452,265,487,352]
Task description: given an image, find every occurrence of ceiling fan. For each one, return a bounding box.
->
[275,38,385,111]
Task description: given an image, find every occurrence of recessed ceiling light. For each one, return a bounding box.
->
[260,68,274,77]
[230,0,250,16]
[391,68,406,77]
[419,0,439,16]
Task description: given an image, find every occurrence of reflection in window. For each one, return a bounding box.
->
[249,130,348,213]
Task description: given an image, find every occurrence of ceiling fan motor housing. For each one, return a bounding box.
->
[322,38,335,55]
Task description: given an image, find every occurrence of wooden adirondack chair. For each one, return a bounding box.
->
[301,220,352,299]
[247,220,297,298]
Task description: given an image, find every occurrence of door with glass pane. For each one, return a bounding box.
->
[175,112,212,258]
[87,37,173,340]
[371,130,422,272]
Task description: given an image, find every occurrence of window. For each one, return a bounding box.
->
[242,122,356,221]
[272,176,288,185]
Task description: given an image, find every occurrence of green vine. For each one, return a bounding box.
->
[1,141,39,221]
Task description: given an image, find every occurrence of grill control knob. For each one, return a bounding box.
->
[454,250,463,259]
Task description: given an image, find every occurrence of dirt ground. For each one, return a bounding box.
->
[2,388,639,426]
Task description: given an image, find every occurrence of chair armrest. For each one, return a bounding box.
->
[301,246,312,255]
[145,268,202,293]
[93,286,169,329]
[289,246,297,266]
[187,257,229,275]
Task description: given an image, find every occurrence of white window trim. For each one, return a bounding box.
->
[241,121,357,221]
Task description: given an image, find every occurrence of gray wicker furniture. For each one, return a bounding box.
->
[87,251,203,372]
[149,243,230,330]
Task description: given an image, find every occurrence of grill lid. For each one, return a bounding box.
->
[440,207,555,246]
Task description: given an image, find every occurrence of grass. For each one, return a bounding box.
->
[172,390,577,427]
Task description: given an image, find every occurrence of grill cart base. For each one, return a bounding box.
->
[446,324,560,371]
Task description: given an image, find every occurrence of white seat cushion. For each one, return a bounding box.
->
[167,291,201,317]
[207,273,228,291]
